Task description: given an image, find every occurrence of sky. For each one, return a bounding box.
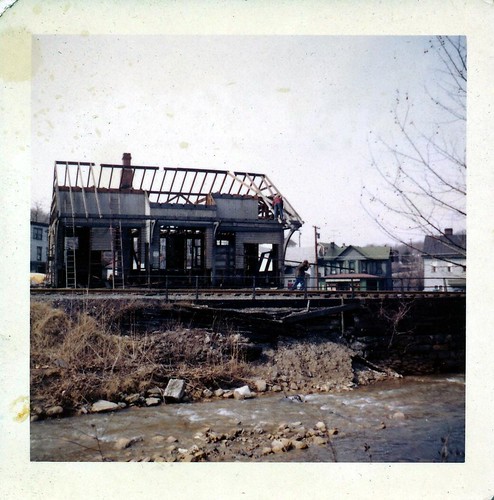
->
[31,35,465,247]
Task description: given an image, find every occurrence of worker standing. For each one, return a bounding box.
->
[292,260,310,291]
[273,194,284,222]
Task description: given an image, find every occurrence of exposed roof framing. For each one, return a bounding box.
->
[53,161,303,225]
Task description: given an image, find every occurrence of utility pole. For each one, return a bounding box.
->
[313,225,320,290]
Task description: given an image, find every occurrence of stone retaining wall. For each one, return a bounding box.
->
[343,296,465,374]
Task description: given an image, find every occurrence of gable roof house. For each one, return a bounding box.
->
[284,242,394,291]
[319,243,393,291]
[422,229,466,292]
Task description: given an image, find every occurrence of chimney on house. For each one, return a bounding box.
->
[122,152,132,166]
[120,152,134,189]
[444,228,453,236]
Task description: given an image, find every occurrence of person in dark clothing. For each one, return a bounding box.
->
[273,194,284,222]
[292,260,310,290]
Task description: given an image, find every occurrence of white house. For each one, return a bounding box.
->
[30,221,49,273]
[422,229,466,292]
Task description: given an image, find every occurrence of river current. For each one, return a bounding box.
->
[30,375,465,462]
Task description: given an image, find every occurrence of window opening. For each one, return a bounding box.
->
[33,227,43,240]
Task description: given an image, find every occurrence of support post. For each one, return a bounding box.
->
[313,225,320,291]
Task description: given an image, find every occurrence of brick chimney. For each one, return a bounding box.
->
[444,228,453,236]
[122,153,132,166]
[120,152,134,189]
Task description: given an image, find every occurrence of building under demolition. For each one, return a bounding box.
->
[48,154,303,288]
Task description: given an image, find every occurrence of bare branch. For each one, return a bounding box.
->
[364,36,466,252]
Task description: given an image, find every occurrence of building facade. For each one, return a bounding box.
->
[284,242,394,291]
[30,221,49,273]
[48,154,303,288]
[422,229,466,291]
[319,243,393,291]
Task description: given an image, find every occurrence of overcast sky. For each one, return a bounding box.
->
[31,35,464,247]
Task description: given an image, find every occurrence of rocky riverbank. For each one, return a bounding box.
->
[30,299,400,424]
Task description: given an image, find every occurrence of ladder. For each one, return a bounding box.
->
[65,220,77,288]
[109,193,125,289]
[111,223,125,289]
[64,164,77,288]
[47,223,57,286]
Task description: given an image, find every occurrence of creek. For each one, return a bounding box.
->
[30,375,464,463]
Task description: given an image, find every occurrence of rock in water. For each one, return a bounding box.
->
[234,385,254,400]
[46,406,64,417]
[91,400,120,413]
[164,379,186,403]
[284,394,304,403]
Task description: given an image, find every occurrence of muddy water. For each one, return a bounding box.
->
[31,375,464,462]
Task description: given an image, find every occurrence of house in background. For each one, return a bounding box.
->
[284,242,393,291]
[391,243,424,291]
[422,228,466,291]
[30,221,49,273]
[319,243,393,291]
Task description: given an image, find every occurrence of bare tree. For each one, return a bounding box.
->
[31,201,50,223]
[363,36,466,258]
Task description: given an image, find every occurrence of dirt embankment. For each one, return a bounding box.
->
[30,300,399,420]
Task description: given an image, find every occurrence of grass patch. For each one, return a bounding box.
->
[30,301,252,413]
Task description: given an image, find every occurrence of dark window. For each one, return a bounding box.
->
[36,246,43,261]
[33,227,43,240]
[187,238,203,269]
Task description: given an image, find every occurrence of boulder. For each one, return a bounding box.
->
[202,389,213,398]
[315,421,327,431]
[312,436,328,446]
[271,438,292,453]
[91,400,120,413]
[164,379,185,403]
[234,385,253,400]
[293,440,308,450]
[46,405,64,417]
[392,411,406,420]
[147,387,163,397]
[254,380,267,392]
[124,394,141,405]
[214,389,224,397]
[145,397,160,407]
[114,438,132,450]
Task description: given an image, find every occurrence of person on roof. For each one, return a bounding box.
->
[273,194,284,222]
